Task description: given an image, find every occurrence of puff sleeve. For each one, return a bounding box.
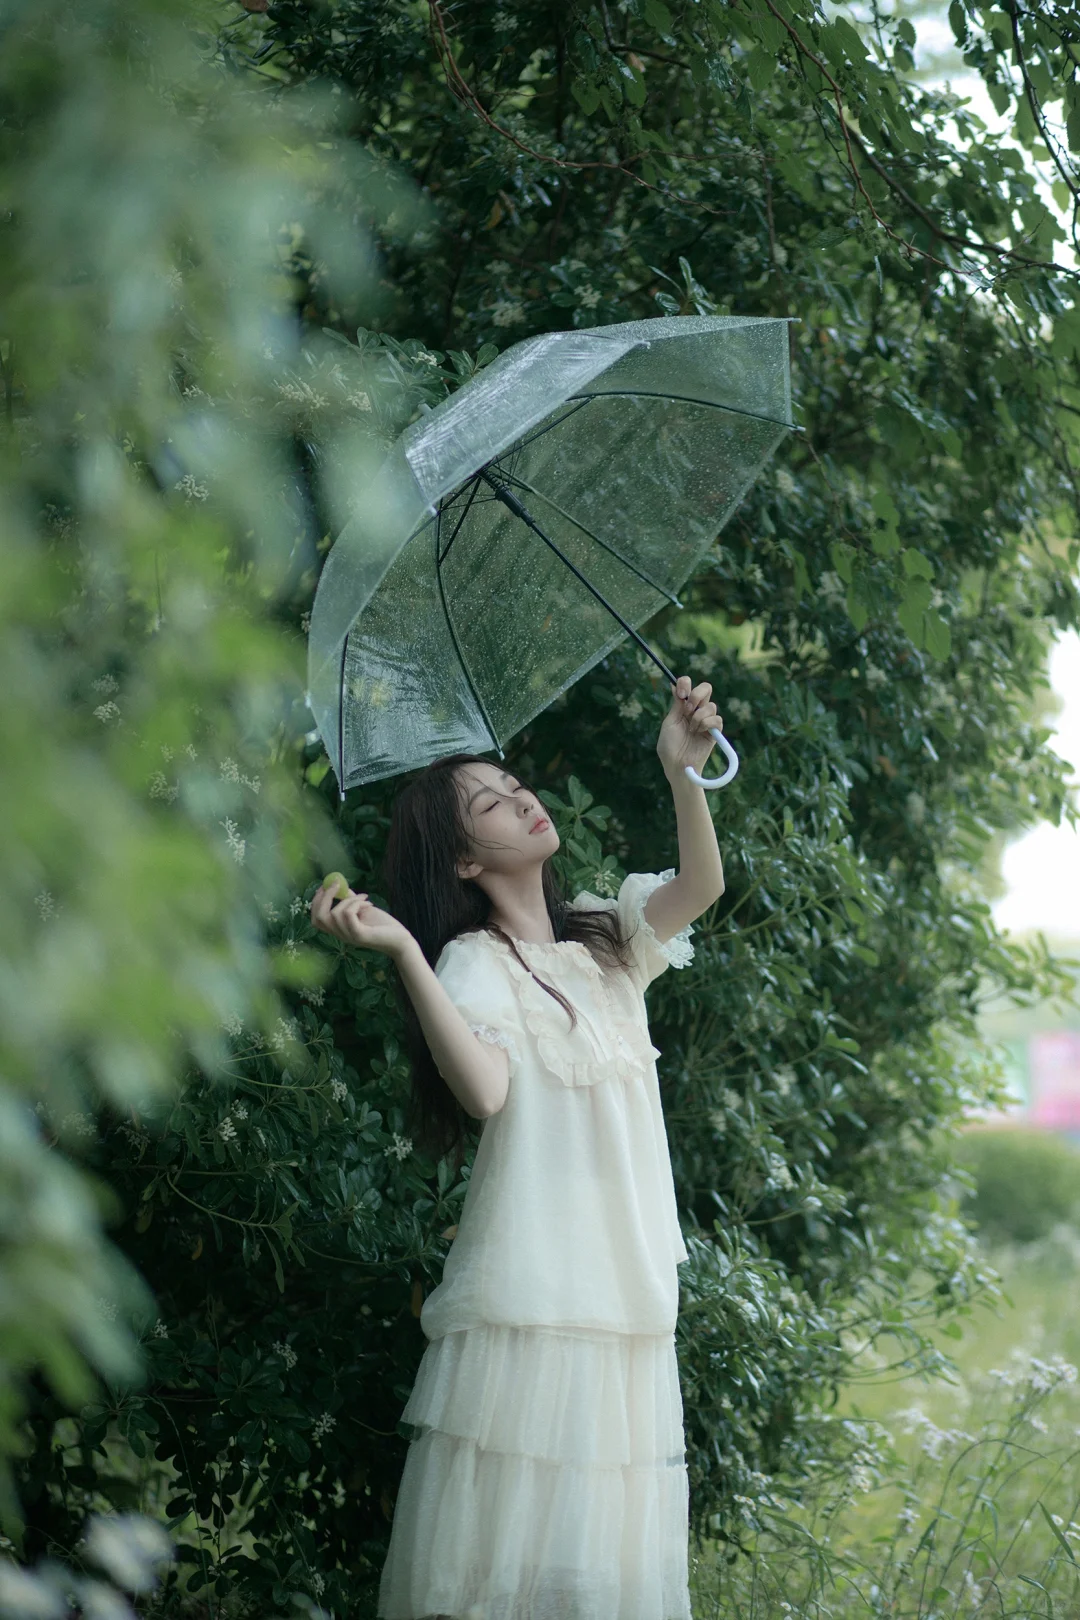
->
[573,869,696,990]
[433,933,526,1071]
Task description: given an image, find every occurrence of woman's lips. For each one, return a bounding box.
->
[529,817,550,834]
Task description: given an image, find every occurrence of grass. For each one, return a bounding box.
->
[690,1227,1080,1619]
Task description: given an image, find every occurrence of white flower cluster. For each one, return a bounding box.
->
[330,1077,348,1103]
[312,1411,337,1441]
[774,467,797,497]
[864,662,888,689]
[92,674,119,696]
[300,610,312,635]
[384,1132,413,1162]
[61,1112,97,1138]
[491,299,526,327]
[34,890,58,921]
[174,474,208,502]
[765,1153,794,1192]
[273,1338,298,1370]
[149,770,179,802]
[577,286,601,309]
[221,817,245,863]
[617,695,643,720]
[221,757,262,794]
[222,1012,244,1039]
[153,1319,169,1338]
[299,984,326,1007]
[93,700,122,724]
[817,570,846,607]
[894,1405,974,1460]
[727,697,752,725]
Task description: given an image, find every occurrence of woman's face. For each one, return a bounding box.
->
[454,761,560,879]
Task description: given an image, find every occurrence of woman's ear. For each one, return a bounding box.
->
[457,857,483,881]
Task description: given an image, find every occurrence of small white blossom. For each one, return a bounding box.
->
[864,662,887,689]
[93,700,122,724]
[817,570,846,607]
[152,1319,169,1338]
[312,1411,337,1441]
[92,674,119,695]
[273,1338,298,1370]
[232,1103,248,1121]
[149,771,179,802]
[347,390,372,411]
[727,697,752,725]
[775,468,796,497]
[175,473,208,502]
[222,1013,244,1039]
[906,791,926,826]
[617,696,643,720]
[310,1572,326,1597]
[330,1077,348,1102]
[578,285,601,310]
[219,1118,238,1141]
[766,1153,794,1191]
[96,1297,118,1321]
[384,1132,414,1162]
[300,611,312,635]
[491,299,526,327]
[299,984,326,1007]
[221,818,246,863]
[34,890,57,921]
[61,1112,97,1138]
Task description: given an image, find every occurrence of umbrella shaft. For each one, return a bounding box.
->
[480,471,678,692]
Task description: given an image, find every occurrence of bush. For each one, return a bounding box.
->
[958,1128,1080,1247]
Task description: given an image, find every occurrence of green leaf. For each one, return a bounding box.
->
[644,0,673,30]
[896,17,916,45]
[899,579,932,644]
[571,79,601,115]
[948,1,968,44]
[1039,1501,1078,1564]
[829,541,855,583]
[746,46,778,89]
[846,583,869,633]
[902,548,934,579]
[924,610,952,661]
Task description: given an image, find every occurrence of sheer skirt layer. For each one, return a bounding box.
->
[376,1324,692,1620]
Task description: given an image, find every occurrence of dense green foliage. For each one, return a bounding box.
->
[8,0,1080,1616]
[958,1125,1080,1244]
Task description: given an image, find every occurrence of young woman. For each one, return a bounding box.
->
[310,674,726,1620]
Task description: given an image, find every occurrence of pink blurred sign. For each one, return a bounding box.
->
[1030,1032,1080,1129]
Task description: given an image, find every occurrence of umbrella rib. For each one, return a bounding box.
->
[436,473,483,564]
[433,502,505,760]
[479,469,679,691]
[496,468,683,609]
[567,389,798,432]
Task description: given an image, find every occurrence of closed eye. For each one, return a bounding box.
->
[481,782,526,811]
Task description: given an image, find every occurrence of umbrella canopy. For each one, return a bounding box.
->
[306,314,795,797]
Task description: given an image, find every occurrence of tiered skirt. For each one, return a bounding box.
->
[376,1323,692,1620]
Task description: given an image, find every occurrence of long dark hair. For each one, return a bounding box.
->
[381,751,633,1168]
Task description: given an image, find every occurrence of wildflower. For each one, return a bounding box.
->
[61,1112,97,1138]
[34,890,57,921]
[232,1103,248,1121]
[300,984,326,1007]
[221,817,246,863]
[330,1077,348,1103]
[310,1572,326,1597]
[96,1297,118,1321]
[906,791,926,827]
[222,1013,244,1039]
[347,389,372,411]
[93,700,122,724]
[300,610,312,634]
[775,468,796,497]
[727,697,752,725]
[773,1066,796,1096]
[722,1089,741,1110]
[617,696,643,720]
[219,1118,237,1141]
[149,771,179,802]
[491,299,526,327]
[174,473,208,501]
[153,1320,169,1338]
[578,285,601,309]
[766,1153,794,1191]
[384,1132,414,1162]
[312,1411,337,1441]
[273,1339,298,1370]
[864,662,887,689]
[817,570,846,607]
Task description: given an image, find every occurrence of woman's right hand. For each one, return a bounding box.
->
[309,881,416,961]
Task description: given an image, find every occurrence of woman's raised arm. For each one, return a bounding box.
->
[310,882,510,1119]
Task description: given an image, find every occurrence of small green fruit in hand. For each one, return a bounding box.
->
[321,872,350,901]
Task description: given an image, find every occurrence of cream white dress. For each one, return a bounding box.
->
[377,870,695,1620]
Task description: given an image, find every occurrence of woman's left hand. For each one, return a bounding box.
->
[655,674,722,782]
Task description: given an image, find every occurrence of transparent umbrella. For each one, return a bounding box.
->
[306,314,796,800]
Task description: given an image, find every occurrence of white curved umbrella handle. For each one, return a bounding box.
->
[684,728,739,790]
